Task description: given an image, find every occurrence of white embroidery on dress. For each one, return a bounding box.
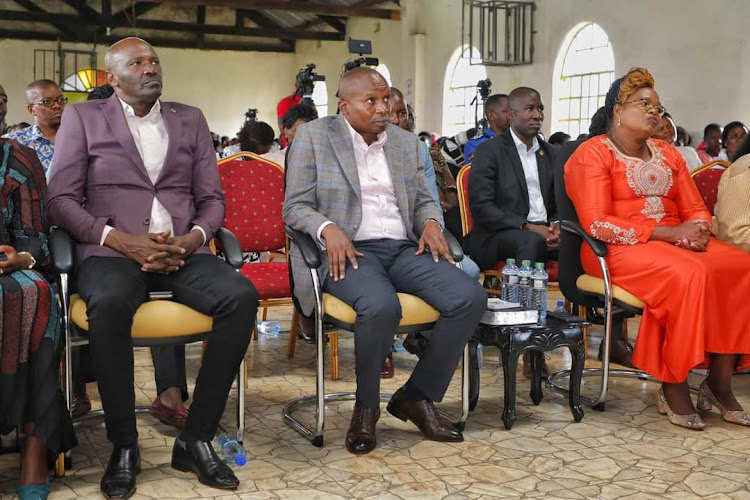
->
[590,220,638,245]
[602,138,674,222]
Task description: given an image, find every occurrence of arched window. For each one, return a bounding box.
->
[312,81,328,117]
[551,23,615,138]
[375,63,392,86]
[442,46,487,137]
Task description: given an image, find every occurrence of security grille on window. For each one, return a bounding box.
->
[463,0,535,66]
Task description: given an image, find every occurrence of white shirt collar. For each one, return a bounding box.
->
[118,97,161,120]
[343,116,388,149]
[510,127,540,154]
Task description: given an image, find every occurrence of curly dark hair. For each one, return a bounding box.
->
[281,104,318,130]
[87,84,115,101]
[238,120,275,153]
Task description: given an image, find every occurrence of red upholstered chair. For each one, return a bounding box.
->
[217,152,299,357]
[456,165,560,293]
[690,160,731,214]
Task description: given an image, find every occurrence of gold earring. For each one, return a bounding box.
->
[618,117,622,126]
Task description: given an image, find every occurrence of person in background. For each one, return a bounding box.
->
[88,84,115,101]
[566,67,750,431]
[548,131,571,148]
[675,126,691,147]
[463,93,510,161]
[721,121,748,162]
[3,79,67,178]
[715,134,750,252]
[238,120,275,155]
[0,84,7,135]
[697,123,723,163]
[262,103,318,167]
[654,113,702,171]
[6,122,31,133]
[406,103,416,132]
[0,139,76,500]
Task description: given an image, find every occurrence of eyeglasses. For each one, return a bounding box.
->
[32,97,68,108]
[621,98,666,117]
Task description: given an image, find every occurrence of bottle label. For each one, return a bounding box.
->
[533,279,546,288]
[508,276,519,284]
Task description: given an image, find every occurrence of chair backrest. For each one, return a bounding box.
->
[553,140,601,308]
[690,160,730,215]
[456,164,473,236]
[218,152,286,253]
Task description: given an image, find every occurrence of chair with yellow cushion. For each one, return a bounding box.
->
[548,141,647,411]
[50,226,248,473]
[282,227,471,447]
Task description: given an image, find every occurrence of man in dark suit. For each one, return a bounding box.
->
[47,37,258,498]
[468,86,559,271]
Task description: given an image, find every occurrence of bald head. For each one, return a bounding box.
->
[508,87,540,112]
[338,67,388,101]
[338,67,390,144]
[25,79,59,105]
[105,37,163,114]
[507,86,544,142]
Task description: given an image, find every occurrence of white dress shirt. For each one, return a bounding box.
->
[510,128,548,223]
[317,118,408,243]
[100,98,205,245]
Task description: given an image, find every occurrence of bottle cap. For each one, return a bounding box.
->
[521,259,531,266]
[557,300,564,306]
[235,454,247,466]
[507,258,515,264]
[535,262,545,268]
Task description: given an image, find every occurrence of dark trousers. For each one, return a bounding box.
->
[322,239,486,408]
[474,228,549,270]
[77,254,258,446]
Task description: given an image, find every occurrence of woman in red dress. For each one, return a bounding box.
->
[565,68,750,430]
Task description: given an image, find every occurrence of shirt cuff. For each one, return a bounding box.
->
[317,221,335,245]
[100,225,115,246]
[191,226,207,246]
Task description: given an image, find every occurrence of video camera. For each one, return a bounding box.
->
[343,38,379,73]
[476,79,492,100]
[295,63,325,99]
[244,108,258,122]
[471,78,493,138]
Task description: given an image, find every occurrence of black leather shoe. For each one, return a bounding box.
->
[387,388,463,442]
[598,338,635,368]
[346,401,379,455]
[101,444,140,499]
[171,439,239,490]
[403,333,429,359]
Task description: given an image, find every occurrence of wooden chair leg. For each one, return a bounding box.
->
[261,307,268,321]
[252,321,258,341]
[331,332,340,381]
[55,452,66,477]
[201,340,207,362]
[287,308,299,358]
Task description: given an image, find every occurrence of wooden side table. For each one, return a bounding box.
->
[469,319,586,430]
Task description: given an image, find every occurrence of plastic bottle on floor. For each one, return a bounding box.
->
[257,321,281,337]
[531,262,548,325]
[555,300,565,313]
[214,431,247,467]
[501,258,520,303]
[517,260,533,308]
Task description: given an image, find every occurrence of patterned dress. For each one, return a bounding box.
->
[566,136,750,383]
[0,139,75,454]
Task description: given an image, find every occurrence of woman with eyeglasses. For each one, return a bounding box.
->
[0,139,76,499]
[565,68,750,430]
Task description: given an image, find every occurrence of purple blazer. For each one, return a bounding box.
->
[47,94,225,264]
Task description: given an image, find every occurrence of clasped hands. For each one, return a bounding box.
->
[672,220,711,252]
[321,221,454,282]
[106,229,203,274]
[524,221,560,251]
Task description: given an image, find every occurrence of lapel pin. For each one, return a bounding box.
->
[539,150,545,156]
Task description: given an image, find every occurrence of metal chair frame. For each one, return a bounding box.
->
[282,228,472,447]
[51,227,248,475]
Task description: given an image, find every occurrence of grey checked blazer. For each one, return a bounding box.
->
[283,115,442,316]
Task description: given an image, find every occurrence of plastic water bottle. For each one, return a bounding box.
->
[501,258,520,303]
[531,262,549,325]
[517,260,533,307]
[214,431,247,467]
[555,300,565,313]
[257,321,281,337]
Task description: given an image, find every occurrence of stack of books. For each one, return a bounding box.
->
[481,298,539,326]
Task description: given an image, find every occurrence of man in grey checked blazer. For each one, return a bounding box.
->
[284,67,486,455]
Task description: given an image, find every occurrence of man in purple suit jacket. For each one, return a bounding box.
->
[47,38,257,498]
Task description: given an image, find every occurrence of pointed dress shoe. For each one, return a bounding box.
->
[403,333,429,359]
[171,439,239,490]
[598,338,635,368]
[149,398,188,429]
[100,444,140,499]
[380,353,395,379]
[387,389,463,442]
[346,401,380,455]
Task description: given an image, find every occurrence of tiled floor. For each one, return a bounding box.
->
[3,293,750,499]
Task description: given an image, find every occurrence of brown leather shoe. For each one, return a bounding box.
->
[402,333,429,359]
[346,401,379,455]
[149,398,188,429]
[72,392,92,419]
[522,351,549,379]
[386,389,463,442]
[380,353,394,379]
[598,338,634,368]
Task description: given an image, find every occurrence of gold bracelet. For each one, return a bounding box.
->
[17,251,36,269]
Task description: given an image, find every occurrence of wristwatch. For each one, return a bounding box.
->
[18,251,36,269]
